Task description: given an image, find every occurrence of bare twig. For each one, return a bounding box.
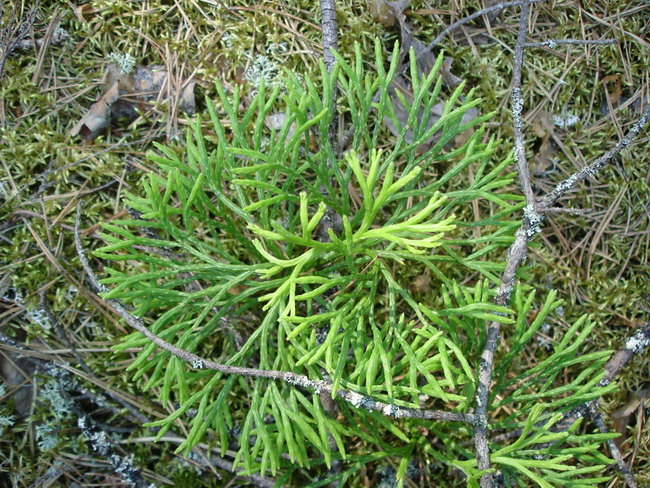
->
[589,405,638,488]
[524,38,617,48]
[473,2,534,484]
[320,0,338,74]
[420,0,550,55]
[317,0,342,246]
[316,4,345,481]
[572,329,649,488]
[74,203,474,425]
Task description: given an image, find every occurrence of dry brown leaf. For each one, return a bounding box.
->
[531,110,555,139]
[369,0,411,27]
[441,57,462,89]
[612,390,650,448]
[70,83,120,139]
[602,74,622,106]
[531,137,558,177]
[71,63,196,140]
[454,112,478,147]
[530,111,558,177]
[73,4,98,23]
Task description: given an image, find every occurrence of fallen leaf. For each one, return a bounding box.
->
[74,4,97,23]
[71,63,196,140]
[70,83,120,139]
[369,0,411,27]
[531,110,555,139]
[612,390,650,449]
[530,111,559,177]
[531,137,558,177]
[441,57,462,89]
[602,74,622,106]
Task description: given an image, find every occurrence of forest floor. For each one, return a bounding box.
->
[0,0,648,486]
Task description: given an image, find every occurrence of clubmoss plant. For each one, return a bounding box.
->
[93,41,618,486]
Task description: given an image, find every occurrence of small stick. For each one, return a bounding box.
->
[589,406,638,488]
[473,2,534,484]
[420,0,550,55]
[524,38,617,48]
[320,0,338,75]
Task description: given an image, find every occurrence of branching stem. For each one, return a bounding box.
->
[74,204,474,425]
[421,0,550,55]
[472,0,650,484]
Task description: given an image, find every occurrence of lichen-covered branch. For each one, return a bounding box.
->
[510,0,536,206]
[78,414,154,488]
[471,1,649,484]
[539,104,650,209]
[589,406,638,488]
[524,38,617,48]
[473,2,534,484]
[320,0,338,74]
